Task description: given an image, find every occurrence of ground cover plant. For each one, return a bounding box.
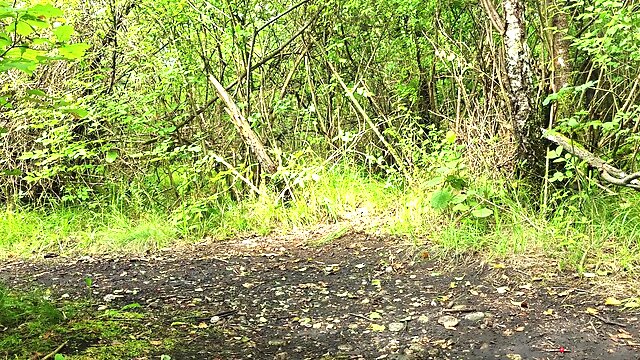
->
[2,0,640,358]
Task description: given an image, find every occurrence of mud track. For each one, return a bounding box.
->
[1,232,639,359]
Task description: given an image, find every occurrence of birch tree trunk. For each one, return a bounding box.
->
[503,0,544,176]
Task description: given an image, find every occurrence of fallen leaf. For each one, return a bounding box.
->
[369,312,382,320]
[506,354,522,360]
[605,297,622,306]
[519,283,532,290]
[585,307,598,315]
[493,263,506,269]
[543,309,554,316]
[370,324,386,332]
[515,326,525,332]
[150,340,162,346]
[624,300,640,308]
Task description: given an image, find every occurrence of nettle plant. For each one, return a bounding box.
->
[427,131,496,220]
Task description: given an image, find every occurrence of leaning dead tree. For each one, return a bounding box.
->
[543,129,640,190]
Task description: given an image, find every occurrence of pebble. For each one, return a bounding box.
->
[437,315,459,328]
[464,312,485,322]
[389,322,405,332]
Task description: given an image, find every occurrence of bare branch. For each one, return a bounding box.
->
[480,0,505,35]
[542,129,640,190]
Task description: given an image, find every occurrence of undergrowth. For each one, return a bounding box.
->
[1,160,640,275]
[0,286,174,359]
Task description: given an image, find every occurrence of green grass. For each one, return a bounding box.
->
[0,208,176,256]
[0,286,177,359]
[2,162,640,275]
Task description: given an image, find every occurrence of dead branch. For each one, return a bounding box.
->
[542,129,640,190]
[209,75,278,175]
[480,0,505,35]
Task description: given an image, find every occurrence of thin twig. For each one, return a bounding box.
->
[41,341,68,360]
[442,307,477,313]
[349,313,374,322]
[588,312,627,327]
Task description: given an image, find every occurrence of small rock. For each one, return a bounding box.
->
[437,315,459,329]
[418,315,429,323]
[274,352,288,360]
[388,322,405,332]
[268,339,285,346]
[464,312,485,322]
[337,344,353,352]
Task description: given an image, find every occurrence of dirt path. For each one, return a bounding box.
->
[1,232,639,359]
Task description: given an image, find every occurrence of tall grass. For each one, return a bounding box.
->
[2,161,640,275]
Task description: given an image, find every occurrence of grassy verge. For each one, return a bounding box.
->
[1,163,640,275]
[0,286,178,360]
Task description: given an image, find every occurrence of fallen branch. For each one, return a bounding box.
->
[542,129,640,190]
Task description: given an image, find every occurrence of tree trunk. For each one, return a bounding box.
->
[549,1,572,122]
[503,0,543,176]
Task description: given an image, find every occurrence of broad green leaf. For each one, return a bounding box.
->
[445,130,456,144]
[54,24,74,42]
[28,4,63,18]
[58,43,90,59]
[105,150,118,163]
[25,18,48,30]
[26,89,46,96]
[430,189,454,210]
[31,38,51,45]
[471,207,493,218]
[425,176,444,187]
[452,203,470,212]
[62,108,88,118]
[2,169,22,176]
[575,80,598,92]
[0,59,38,74]
[0,32,10,47]
[15,21,34,36]
[450,193,468,204]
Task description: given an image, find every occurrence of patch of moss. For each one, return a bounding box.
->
[0,286,177,359]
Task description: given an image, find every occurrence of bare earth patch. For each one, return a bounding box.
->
[1,232,639,359]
